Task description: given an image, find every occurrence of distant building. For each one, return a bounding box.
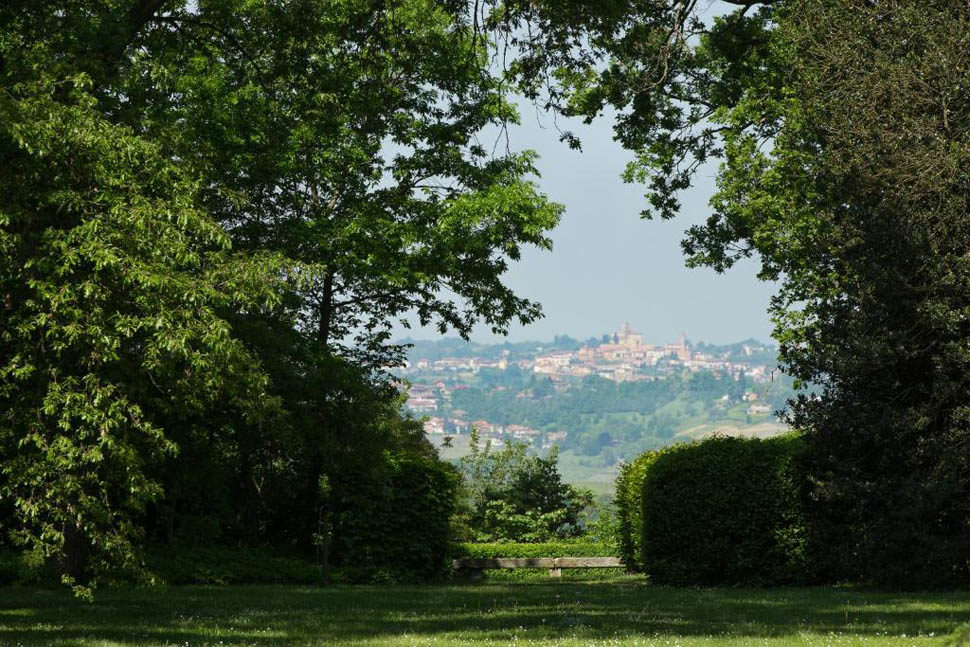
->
[533,352,573,374]
[663,333,692,362]
[406,397,437,413]
[472,420,500,435]
[748,403,772,416]
[423,417,445,434]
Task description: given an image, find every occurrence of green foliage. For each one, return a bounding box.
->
[453,540,616,559]
[0,3,280,594]
[124,0,562,359]
[1,0,563,594]
[495,0,970,588]
[627,0,970,588]
[119,0,562,580]
[582,499,620,549]
[333,451,458,582]
[144,545,319,586]
[775,0,970,589]
[640,434,811,586]
[0,550,45,586]
[947,624,970,647]
[445,369,794,462]
[614,448,671,572]
[455,432,593,543]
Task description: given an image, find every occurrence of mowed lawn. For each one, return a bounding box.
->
[2,577,969,647]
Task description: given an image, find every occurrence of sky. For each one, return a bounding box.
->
[393,1,777,347]
[392,102,779,348]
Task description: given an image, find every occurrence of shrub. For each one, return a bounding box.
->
[641,434,811,586]
[452,540,616,560]
[614,448,671,572]
[333,451,458,581]
[451,540,620,580]
[0,549,47,586]
[145,545,319,585]
[456,434,593,543]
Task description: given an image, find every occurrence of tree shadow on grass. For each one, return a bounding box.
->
[1,580,969,645]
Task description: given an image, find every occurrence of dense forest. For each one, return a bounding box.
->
[3,0,970,593]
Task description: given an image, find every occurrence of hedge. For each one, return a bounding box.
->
[334,451,458,582]
[640,434,812,586]
[451,540,620,580]
[614,448,671,572]
[453,540,616,560]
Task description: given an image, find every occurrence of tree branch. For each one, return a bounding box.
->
[127,0,170,37]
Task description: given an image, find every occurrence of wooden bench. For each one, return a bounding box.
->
[452,556,622,578]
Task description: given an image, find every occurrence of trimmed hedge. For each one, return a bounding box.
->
[453,540,616,560]
[640,434,812,586]
[615,449,671,572]
[451,540,619,580]
[334,451,458,582]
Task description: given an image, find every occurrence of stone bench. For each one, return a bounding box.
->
[452,556,622,578]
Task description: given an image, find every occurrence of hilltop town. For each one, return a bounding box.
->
[398,323,785,455]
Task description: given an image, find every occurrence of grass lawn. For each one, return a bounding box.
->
[2,577,969,646]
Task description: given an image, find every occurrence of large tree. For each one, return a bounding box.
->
[117,0,562,360]
[0,1,280,592]
[762,0,970,586]
[2,0,564,587]
[643,0,970,586]
[110,0,563,554]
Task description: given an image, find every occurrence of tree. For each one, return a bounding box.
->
[2,0,566,589]
[118,0,562,361]
[632,0,970,586]
[112,0,563,555]
[578,0,970,585]
[0,1,279,593]
[455,431,593,542]
[768,0,970,586]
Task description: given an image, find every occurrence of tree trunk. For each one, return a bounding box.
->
[318,272,334,349]
[164,479,178,545]
[60,521,91,583]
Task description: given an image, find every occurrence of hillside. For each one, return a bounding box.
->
[396,328,797,488]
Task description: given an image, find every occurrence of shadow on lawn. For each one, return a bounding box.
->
[2,580,970,645]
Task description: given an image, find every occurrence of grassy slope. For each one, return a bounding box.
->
[2,579,968,646]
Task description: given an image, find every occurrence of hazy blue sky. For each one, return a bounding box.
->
[392,101,779,347]
[392,1,779,347]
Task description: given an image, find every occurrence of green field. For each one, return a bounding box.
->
[3,578,969,646]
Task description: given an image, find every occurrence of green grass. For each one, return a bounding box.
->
[2,578,969,646]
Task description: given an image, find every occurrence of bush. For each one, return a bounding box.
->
[333,451,458,581]
[145,545,319,585]
[640,434,811,586]
[451,540,620,580]
[455,435,593,543]
[453,540,616,560]
[0,549,47,586]
[614,448,671,572]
